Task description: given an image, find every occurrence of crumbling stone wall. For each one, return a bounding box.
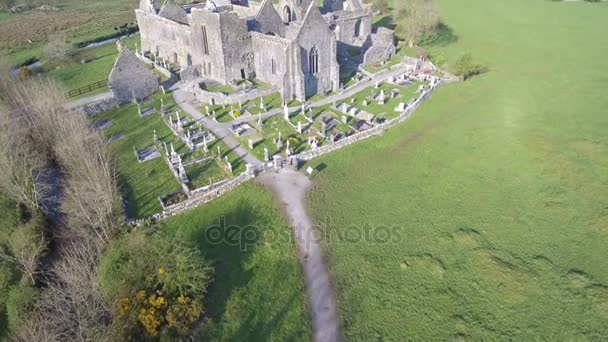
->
[363,27,397,65]
[108,48,160,104]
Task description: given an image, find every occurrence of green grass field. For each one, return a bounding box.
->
[0,0,138,65]
[44,35,138,93]
[161,183,311,341]
[306,0,608,340]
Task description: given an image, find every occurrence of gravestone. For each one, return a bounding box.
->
[394,102,406,112]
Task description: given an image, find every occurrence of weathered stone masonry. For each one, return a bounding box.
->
[135,0,396,101]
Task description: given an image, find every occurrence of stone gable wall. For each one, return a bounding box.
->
[108,49,160,104]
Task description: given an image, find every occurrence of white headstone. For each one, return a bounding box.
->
[297,121,302,134]
[284,102,289,121]
[306,166,314,176]
[395,102,407,112]
[264,147,269,162]
[342,116,348,124]
[248,139,254,149]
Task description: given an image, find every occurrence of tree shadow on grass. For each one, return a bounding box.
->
[419,22,459,47]
[170,202,310,341]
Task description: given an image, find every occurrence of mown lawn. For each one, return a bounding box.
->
[307,0,608,340]
[161,183,311,341]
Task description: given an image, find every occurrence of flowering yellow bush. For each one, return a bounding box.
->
[118,298,130,317]
[148,294,167,309]
[101,232,213,339]
[138,307,162,337]
[136,290,146,301]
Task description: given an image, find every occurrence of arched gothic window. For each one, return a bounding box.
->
[309,46,319,75]
[272,58,277,75]
[202,25,209,55]
[284,6,293,23]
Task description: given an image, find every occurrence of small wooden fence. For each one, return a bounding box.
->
[67,79,108,98]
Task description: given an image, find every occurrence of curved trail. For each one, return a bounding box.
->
[257,169,341,342]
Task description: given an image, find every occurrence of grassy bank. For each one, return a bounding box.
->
[161,183,312,341]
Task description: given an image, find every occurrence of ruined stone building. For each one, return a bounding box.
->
[136,0,396,101]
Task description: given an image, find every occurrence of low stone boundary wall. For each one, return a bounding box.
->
[160,170,255,219]
[79,96,118,117]
[183,82,277,106]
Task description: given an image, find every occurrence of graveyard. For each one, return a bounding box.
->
[90,92,246,218]
[90,55,440,219]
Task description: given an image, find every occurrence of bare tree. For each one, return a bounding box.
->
[54,107,122,244]
[394,0,440,48]
[9,239,110,342]
[0,105,49,210]
[0,68,122,243]
[43,33,76,62]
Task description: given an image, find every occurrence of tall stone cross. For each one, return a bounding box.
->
[284,102,289,121]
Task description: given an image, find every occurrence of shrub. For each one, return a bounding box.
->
[0,262,18,308]
[5,285,37,331]
[98,231,213,339]
[453,53,485,80]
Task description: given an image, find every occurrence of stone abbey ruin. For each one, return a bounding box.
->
[135,0,397,101]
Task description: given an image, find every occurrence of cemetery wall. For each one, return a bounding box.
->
[184,81,277,105]
[161,170,255,218]
[78,96,119,117]
[291,79,443,163]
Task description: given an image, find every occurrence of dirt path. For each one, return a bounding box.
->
[172,88,262,167]
[257,168,341,342]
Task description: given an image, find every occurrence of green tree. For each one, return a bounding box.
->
[454,53,484,80]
